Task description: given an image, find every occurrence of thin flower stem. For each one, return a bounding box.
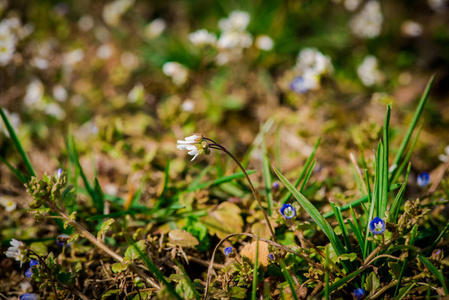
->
[363,235,396,266]
[46,201,161,290]
[206,139,277,242]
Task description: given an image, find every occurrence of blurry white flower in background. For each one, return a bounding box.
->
[439,146,449,162]
[0,108,20,137]
[127,83,145,103]
[344,0,360,11]
[0,196,16,212]
[121,51,139,70]
[162,62,188,86]
[44,103,66,120]
[181,99,195,112]
[401,20,423,37]
[96,43,114,60]
[78,15,94,32]
[144,18,166,39]
[255,35,274,51]
[0,19,17,65]
[295,48,333,76]
[189,29,216,47]
[290,71,320,94]
[428,0,448,11]
[53,84,68,102]
[31,57,49,69]
[24,79,44,107]
[357,55,384,86]
[102,0,134,27]
[63,48,84,65]
[218,11,250,32]
[217,31,252,49]
[350,1,383,38]
[94,25,111,42]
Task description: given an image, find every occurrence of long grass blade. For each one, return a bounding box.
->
[417,253,449,295]
[252,235,260,300]
[279,259,299,300]
[331,203,353,253]
[389,163,410,223]
[391,75,434,180]
[394,225,417,297]
[261,131,273,215]
[380,105,391,219]
[174,260,200,300]
[0,156,26,183]
[0,107,36,177]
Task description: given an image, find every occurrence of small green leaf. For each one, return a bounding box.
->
[111,262,129,273]
[364,272,380,295]
[101,289,121,299]
[124,240,147,261]
[229,286,247,299]
[97,218,115,239]
[337,253,358,262]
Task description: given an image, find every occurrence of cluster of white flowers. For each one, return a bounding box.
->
[162,62,189,86]
[177,133,210,161]
[23,79,66,120]
[187,10,274,66]
[439,145,449,162]
[0,14,33,66]
[102,0,134,27]
[350,1,383,39]
[290,48,333,93]
[357,55,384,86]
[5,238,26,267]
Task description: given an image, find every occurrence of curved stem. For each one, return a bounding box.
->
[47,201,161,290]
[369,274,422,299]
[206,140,277,242]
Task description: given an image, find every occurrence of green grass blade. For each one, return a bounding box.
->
[389,163,410,223]
[380,105,391,219]
[274,167,348,259]
[319,268,364,297]
[331,203,353,253]
[280,137,321,204]
[394,225,417,297]
[391,75,434,180]
[129,240,183,300]
[0,107,36,177]
[0,156,26,183]
[391,125,422,186]
[174,260,200,300]
[324,245,330,300]
[186,170,256,192]
[394,283,416,300]
[187,165,212,190]
[261,132,273,215]
[417,253,449,295]
[426,220,449,256]
[252,236,260,300]
[93,177,105,213]
[347,218,364,257]
[300,160,315,193]
[279,259,299,300]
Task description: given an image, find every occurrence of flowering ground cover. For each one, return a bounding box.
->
[1,0,449,299]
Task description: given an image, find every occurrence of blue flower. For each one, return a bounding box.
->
[30,259,39,267]
[417,172,430,187]
[20,293,39,300]
[369,217,385,235]
[224,247,233,257]
[289,76,309,94]
[268,253,275,261]
[57,234,72,247]
[25,260,39,278]
[271,182,280,192]
[56,168,63,180]
[353,288,365,300]
[25,268,33,279]
[280,204,296,219]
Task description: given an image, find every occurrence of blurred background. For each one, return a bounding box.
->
[1,0,449,217]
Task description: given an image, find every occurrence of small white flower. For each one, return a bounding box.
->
[439,145,449,162]
[52,84,68,102]
[357,55,384,86]
[181,100,195,112]
[401,20,423,37]
[428,0,448,11]
[295,48,333,76]
[5,238,26,267]
[188,29,216,47]
[344,0,361,11]
[177,134,210,161]
[127,83,144,103]
[162,62,188,86]
[44,103,66,120]
[24,79,44,107]
[78,15,94,32]
[350,1,383,39]
[96,43,114,60]
[144,18,166,39]
[63,48,84,65]
[218,10,250,33]
[0,196,16,212]
[255,35,274,51]
[102,0,134,27]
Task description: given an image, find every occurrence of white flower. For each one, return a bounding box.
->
[162,62,188,86]
[0,22,16,66]
[188,29,216,47]
[120,51,139,70]
[78,15,94,32]
[344,0,361,11]
[350,1,383,39]
[439,146,449,162]
[401,20,423,37]
[255,35,274,51]
[63,48,84,65]
[217,31,252,49]
[127,83,144,103]
[102,0,134,27]
[290,70,320,94]
[0,196,16,212]
[5,238,26,267]
[144,18,166,39]
[96,43,114,60]
[181,100,195,112]
[44,103,66,120]
[24,79,44,107]
[219,11,250,32]
[52,84,68,102]
[295,48,333,76]
[428,0,448,11]
[357,55,384,86]
[177,134,210,161]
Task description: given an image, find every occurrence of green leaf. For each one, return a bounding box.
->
[364,272,380,295]
[417,253,449,295]
[97,218,115,239]
[111,262,130,273]
[101,289,121,299]
[394,283,416,300]
[261,131,273,215]
[337,253,358,262]
[124,240,147,261]
[228,286,247,299]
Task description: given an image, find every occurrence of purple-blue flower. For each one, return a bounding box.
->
[271,182,280,192]
[417,172,430,187]
[20,293,39,300]
[369,217,385,235]
[56,168,63,180]
[224,247,233,257]
[353,288,365,300]
[30,259,39,267]
[25,260,39,278]
[268,253,275,261]
[290,76,309,94]
[25,268,33,279]
[57,234,71,247]
[280,204,296,219]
